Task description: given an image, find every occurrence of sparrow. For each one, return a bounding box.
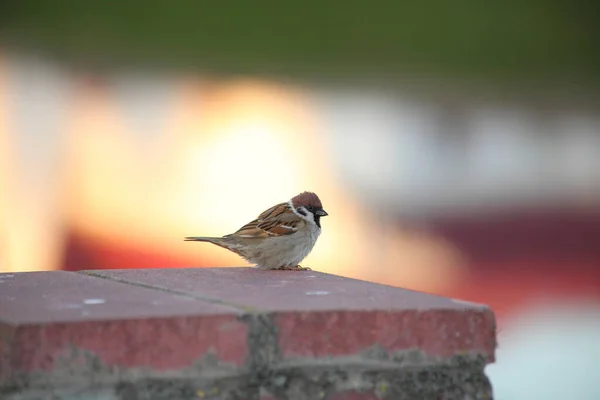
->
[185,191,328,270]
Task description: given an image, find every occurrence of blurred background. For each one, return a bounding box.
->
[1,2,599,399]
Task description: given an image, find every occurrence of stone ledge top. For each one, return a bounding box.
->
[0,269,490,324]
[81,267,488,314]
[0,270,242,324]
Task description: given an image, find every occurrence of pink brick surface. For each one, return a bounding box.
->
[0,271,241,323]
[8,316,247,372]
[86,268,474,312]
[275,308,495,359]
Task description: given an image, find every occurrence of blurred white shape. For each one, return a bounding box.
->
[112,73,176,139]
[83,298,106,305]
[554,116,600,197]
[316,90,403,195]
[1,54,71,272]
[315,89,444,208]
[487,300,600,400]
[316,87,600,218]
[467,108,544,204]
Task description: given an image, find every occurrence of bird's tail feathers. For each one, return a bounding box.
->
[184,236,242,255]
[184,236,224,243]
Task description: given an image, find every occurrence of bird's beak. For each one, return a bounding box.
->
[315,208,328,216]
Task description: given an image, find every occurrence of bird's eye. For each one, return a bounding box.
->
[307,205,313,211]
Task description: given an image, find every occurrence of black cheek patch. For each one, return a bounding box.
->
[296,208,307,217]
[314,215,321,228]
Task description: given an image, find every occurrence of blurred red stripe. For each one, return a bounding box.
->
[62,232,212,270]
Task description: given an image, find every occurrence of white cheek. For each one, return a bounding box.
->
[302,208,315,224]
[290,203,315,225]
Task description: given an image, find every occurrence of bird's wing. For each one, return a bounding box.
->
[231,202,304,238]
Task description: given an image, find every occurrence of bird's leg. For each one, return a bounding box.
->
[274,265,312,271]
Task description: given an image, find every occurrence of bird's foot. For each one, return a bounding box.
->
[275,265,311,271]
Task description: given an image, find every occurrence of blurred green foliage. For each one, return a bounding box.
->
[0,1,598,84]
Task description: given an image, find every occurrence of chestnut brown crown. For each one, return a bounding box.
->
[291,191,323,209]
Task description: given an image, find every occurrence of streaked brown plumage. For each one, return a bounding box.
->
[185,191,328,270]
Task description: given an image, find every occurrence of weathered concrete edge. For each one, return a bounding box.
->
[264,358,492,400]
[2,344,492,400]
[2,311,494,399]
[1,345,247,395]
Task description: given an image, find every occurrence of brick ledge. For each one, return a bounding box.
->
[0,268,496,400]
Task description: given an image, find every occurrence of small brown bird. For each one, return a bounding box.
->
[185,191,328,270]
